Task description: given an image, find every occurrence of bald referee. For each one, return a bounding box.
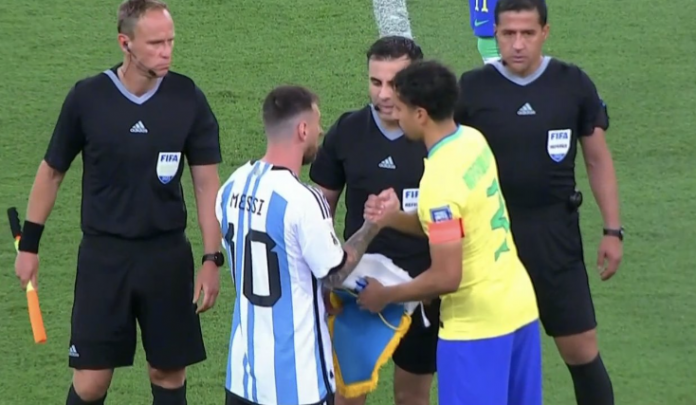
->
[454,1,621,404]
[14,1,222,404]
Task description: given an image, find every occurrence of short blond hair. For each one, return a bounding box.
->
[117,0,168,37]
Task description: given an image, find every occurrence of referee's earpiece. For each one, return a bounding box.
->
[122,41,157,78]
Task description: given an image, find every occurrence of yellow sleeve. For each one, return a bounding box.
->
[418,170,467,244]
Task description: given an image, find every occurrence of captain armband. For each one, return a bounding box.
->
[427,219,464,244]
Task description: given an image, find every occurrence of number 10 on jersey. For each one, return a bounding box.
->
[224,223,282,307]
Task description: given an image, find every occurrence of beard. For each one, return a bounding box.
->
[302,144,318,165]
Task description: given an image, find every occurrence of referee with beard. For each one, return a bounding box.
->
[454,1,622,404]
[310,36,438,405]
[14,1,223,404]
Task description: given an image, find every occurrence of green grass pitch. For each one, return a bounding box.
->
[0,0,695,403]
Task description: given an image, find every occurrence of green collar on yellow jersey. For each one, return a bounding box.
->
[427,126,462,158]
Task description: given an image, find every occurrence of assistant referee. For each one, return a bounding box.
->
[14,1,223,404]
[454,1,622,405]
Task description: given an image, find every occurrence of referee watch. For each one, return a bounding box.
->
[603,227,624,241]
[202,252,225,267]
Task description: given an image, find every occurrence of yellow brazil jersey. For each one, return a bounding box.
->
[417,125,539,341]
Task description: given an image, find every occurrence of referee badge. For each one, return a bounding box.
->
[402,188,419,213]
[156,152,181,184]
[547,129,571,163]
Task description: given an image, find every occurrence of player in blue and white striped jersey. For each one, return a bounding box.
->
[215,85,382,405]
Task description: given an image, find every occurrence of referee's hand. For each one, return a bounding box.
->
[15,251,39,290]
[192,261,220,313]
[597,236,622,281]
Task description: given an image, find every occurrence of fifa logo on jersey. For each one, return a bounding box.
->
[402,188,419,213]
[156,152,182,184]
[404,190,418,199]
[547,129,572,163]
[160,153,179,162]
[549,132,569,141]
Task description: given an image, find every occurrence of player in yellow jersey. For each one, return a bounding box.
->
[356,60,542,405]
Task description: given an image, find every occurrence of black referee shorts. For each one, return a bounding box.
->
[68,232,206,370]
[510,204,597,338]
[391,299,439,375]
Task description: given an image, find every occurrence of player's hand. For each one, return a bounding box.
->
[364,188,400,227]
[596,235,622,281]
[357,277,389,313]
[193,262,220,313]
[15,251,39,290]
[323,290,342,316]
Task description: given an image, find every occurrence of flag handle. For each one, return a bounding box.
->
[7,207,47,344]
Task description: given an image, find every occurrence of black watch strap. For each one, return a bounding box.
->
[202,252,225,267]
[603,227,624,241]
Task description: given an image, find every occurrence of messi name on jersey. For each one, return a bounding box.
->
[228,192,266,216]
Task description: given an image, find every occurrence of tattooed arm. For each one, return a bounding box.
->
[299,187,382,290]
[321,220,381,289]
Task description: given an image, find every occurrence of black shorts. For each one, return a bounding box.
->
[225,390,334,405]
[510,205,597,338]
[68,232,206,370]
[391,299,439,375]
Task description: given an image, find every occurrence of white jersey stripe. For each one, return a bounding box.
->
[219,180,237,391]
[246,161,273,402]
[312,277,330,398]
[238,161,263,400]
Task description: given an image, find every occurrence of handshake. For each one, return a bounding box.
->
[363,188,402,228]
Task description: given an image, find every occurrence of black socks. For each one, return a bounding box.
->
[66,384,106,405]
[66,380,187,404]
[151,380,187,405]
[567,353,614,405]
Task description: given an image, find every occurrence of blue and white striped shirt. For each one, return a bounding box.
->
[215,160,345,405]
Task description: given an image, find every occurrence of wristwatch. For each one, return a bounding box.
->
[603,227,624,241]
[202,252,225,267]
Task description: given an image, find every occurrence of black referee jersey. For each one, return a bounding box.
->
[454,56,609,209]
[309,105,431,277]
[44,64,222,239]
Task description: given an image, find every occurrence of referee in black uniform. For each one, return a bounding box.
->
[454,1,622,404]
[310,36,438,405]
[13,1,223,404]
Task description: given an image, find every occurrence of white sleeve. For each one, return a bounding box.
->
[296,187,346,280]
[216,179,231,250]
[215,187,223,226]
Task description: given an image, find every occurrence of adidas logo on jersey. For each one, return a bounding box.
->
[517,103,536,116]
[378,156,396,169]
[130,120,148,133]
